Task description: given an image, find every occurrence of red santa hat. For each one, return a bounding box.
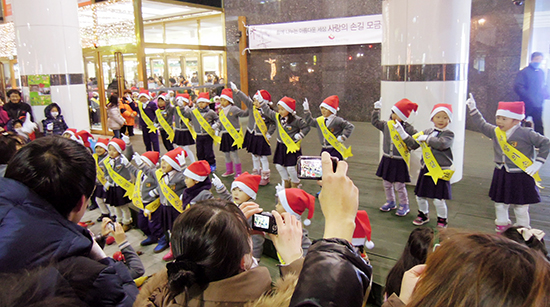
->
[196,92,210,104]
[220,88,234,104]
[276,188,315,226]
[391,98,418,121]
[496,101,525,121]
[231,172,261,200]
[108,138,126,154]
[352,210,374,249]
[76,130,94,148]
[138,89,151,100]
[320,95,340,114]
[183,160,211,182]
[63,128,77,139]
[157,94,166,101]
[161,147,187,172]
[141,151,160,168]
[95,137,110,151]
[430,103,453,123]
[176,93,190,104]
[278,96,296,114]
[253,90,272,104]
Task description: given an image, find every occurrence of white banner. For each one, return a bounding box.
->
[248,15,382,50]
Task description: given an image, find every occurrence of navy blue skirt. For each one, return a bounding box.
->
[174,129,195,146]
[376,155,410,183]
[220,132,238,152]
[94,184,107,199]
[159,204,181,232]
[105,186,130,207]
[243,130,253,150]
[414,166,452,200]
[273,141,301,166]
[321,147,343,161]
[489,167,540,204]
[247,134,272,156]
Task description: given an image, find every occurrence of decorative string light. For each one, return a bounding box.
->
[0,22,15,58]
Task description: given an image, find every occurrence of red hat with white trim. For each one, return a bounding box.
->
[220,88,234,104]
[162,147,187,172]
[76,130,94,148]
[138,89,151,100]
[196,92,210,104]
[320,95,340,114]
[176,93,190,104]
[157,94,166,101]
[391,98,418,121]
[278,96,296,114]
[231,172,261,200]
[353,210,374,249]
[142,151,160,168]
[63,128,77,139]
[183,160,211,182]
[108,138,126,154]
[496,101,525,121]
[95,137,110,151]
[430,103,453,123]
[276,188,315,226]
[253,90,272,104]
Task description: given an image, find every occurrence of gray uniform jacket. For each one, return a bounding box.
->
[260,103,311,143]
[150,170,187,206]
[182,106,219,136]
[174,106,190,131]
[99,155,132,186]
[218,104,248,134]
[188,189,214,206]
[126,164,158,204]
[303,111,354,148]
[371,109,418,159]
[154,105,175,131]
[234,91,276,136]
[118,242,145,280]
[469,108,550,172]
[95,153,108,186]
[409,128,454,169]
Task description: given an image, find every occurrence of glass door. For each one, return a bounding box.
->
[84,52,105,133]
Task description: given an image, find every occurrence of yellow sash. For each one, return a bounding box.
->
[316,116,353,159]
[93,154,107,186]
[155,169,184,213]
[155,109,175,142]
[388,120,410,168]
[175,107,197,140]
[192,108,221,144]
[133,170,161,212]
[103,159,134,199]
[253,107,270,146]
[219,109,244,148]
[413,132,454,184]
[139,102,157,133]
[276,114,301,153]
[145,199,161,212]
[495,127,542,183]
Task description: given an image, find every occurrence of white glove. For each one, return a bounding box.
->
[46,123,53,131]
[266,133,271,140]
[429,131,439,138]
[120,154,130,167]
[525,161,543,176]
[416,135,428,142]
[176,151,186,167]
[215,130,220,136]
[466,93,476,110]
[211,174,225,190]
[394,121,409,139]
[176,99,184,107]
[154,123,160,129]
[230,81,238,91]
[294,133,303,141]
[103,182,111,191]
[275,183,285,193]
[337,135,346,143]
[121,134,130,144]
[148,189,158,198]
[132,153,143,166]
[374,100,382,109]
[303,98,309,111]
[143,209,151,217]
[212,122,220,130]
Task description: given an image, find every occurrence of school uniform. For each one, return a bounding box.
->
[94,153,108,200]
[182,106,219,167]
[127,164,163,240]
[303,111,354,160]
[139,100,160,152]
[235,91,276,156]
[174,105,195,146]
[100,155,132,207]
[155,104,175,151]
[219,105,248,152]
[153,170,187,232]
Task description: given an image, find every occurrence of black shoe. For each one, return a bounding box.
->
[96,213,111,222]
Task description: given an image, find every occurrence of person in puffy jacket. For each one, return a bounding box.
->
[107,94,126,138]
[42,102,68,136]
[120,89,137,136]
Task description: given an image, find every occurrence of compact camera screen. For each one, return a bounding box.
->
[252,213,277,234]
[297,156,339,180]
[253,214,270,230]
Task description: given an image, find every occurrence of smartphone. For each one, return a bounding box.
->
[107,222,115,232]
[297,156,339,180]
[252,212,278,234]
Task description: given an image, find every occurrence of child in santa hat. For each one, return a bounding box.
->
[174,93,197,163]
[254,96,311,188]
[372,98,419,217]
[155,94,175,152]
[231,82,277,186]
[303,95,355,160]
[467,94,550,232]
[275,188,315,255]
[93,137,112,222]
[352,210,375,258]
[409,104,455,228]
[137,89,160,152]
[181,92,220,171]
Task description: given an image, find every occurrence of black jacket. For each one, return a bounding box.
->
[3,101,34,121]
[514,64,549,110]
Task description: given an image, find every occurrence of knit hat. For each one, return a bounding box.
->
[496,101,525,120]
[176,93,190,104]
[108,138,126,153]
[76,130,94,148]
[278,97,296,114]
[196,92,210,104]
[352,210,374,249]
[138,89,151,100]
[320,95,339,114]
[183,160,211,182]
[220,88,234,104]
[95,137,110,151]
[253,90,272,104]
[231,172,261,200]
[276,188,315,226]
[161,147,187,172]
[430,103,453,122]
[391,98,418,121]
[141,151,160,168]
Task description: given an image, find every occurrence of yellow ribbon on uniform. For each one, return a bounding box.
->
[276,113,301,153]
[155,169,184,213]
[388,120,410,168]
[155,109,175,142]
[495,127,542,183]
[219,109,244,148]
[253,107,270,146]
[132,170,145,209]
[412,132,454,184]
[93,153,107,186]
[175,106,197,140]
[103,159,134,200]
[138,102,157,133]
[192,108,221,144]
[316,116,353,159]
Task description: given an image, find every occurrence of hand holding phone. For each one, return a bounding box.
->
[297,156,338,180]
[252,212,277,234]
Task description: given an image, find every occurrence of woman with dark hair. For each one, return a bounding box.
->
[3,89,34,122]
[0,132,25,176]
[106,94,126,138]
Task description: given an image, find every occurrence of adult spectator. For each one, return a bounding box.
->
[106,94,126,138]
[3,89,34,122]
[0,96,9,132]
[514,51,549,135]
[0,136,138,306]
[120,90,137,136]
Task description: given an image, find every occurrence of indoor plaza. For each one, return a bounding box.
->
[0,0,549,306]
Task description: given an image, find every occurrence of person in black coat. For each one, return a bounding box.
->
[3,89,34,122]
